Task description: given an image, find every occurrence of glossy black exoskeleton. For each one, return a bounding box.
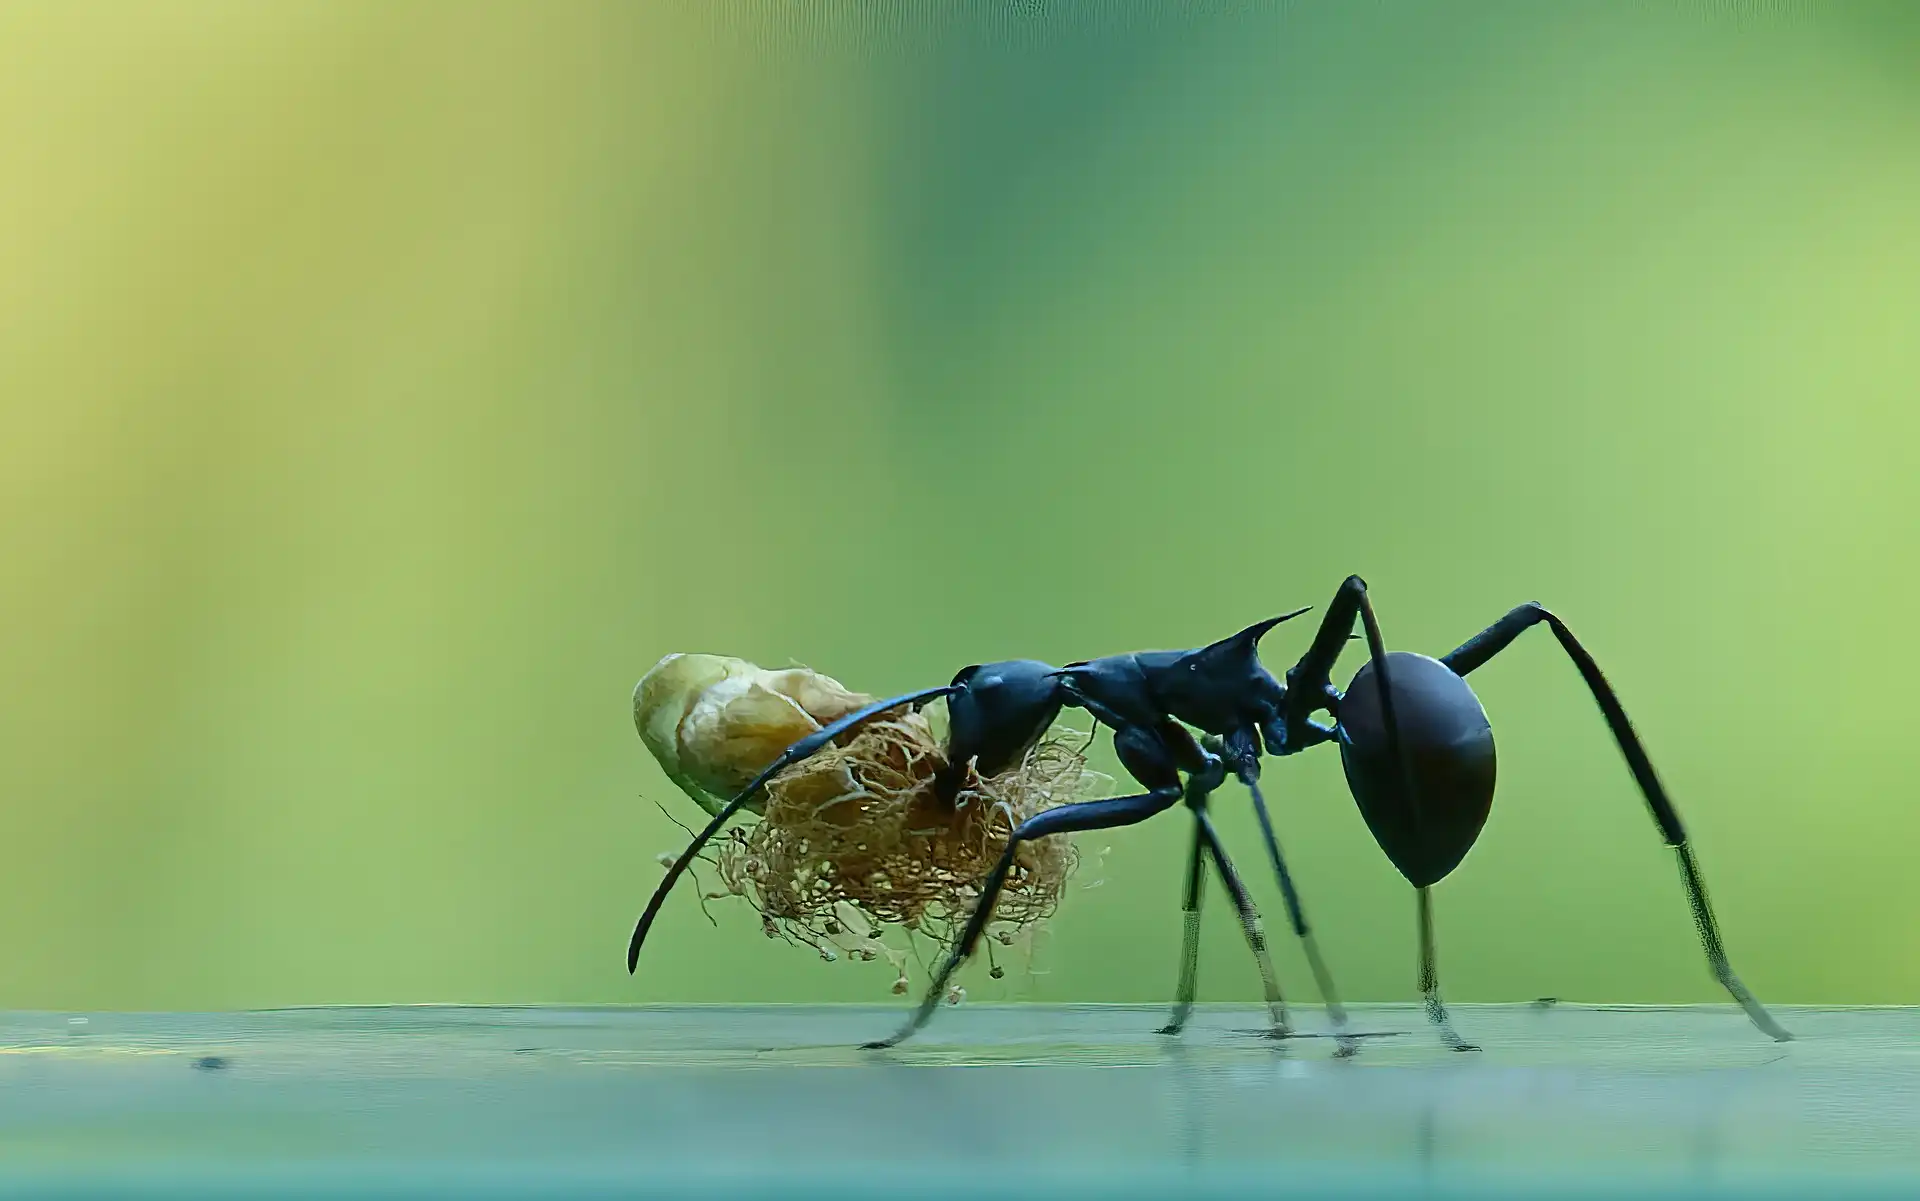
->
[626,576,1791,1052]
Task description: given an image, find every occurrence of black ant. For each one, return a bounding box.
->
[626,575,1791,1052]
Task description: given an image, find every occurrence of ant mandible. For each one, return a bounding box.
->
[625,575,1791,1053]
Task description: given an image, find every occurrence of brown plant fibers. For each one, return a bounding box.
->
[703,709,1104,988]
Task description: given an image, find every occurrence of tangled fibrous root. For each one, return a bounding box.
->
[700,709,1109,993]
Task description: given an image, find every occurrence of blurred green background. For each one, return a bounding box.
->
[2,1,1914,1013]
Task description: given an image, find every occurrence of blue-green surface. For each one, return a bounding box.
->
[4,1004,1915,1199]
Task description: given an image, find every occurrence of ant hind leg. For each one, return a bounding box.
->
[1441,604,1789,1043]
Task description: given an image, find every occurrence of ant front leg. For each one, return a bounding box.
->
[1443,603,1791,1042]
[862,723,1192,1051]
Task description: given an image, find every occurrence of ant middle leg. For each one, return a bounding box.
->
[1189,795,1294,1040]
[1219,730,1356,1053]
[1156,819,1208,1037]
[1156,784,1298,1041]
[1161,724,1296,1040]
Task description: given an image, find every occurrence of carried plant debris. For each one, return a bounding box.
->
[633,654,1108,992]
[634,653,876,818]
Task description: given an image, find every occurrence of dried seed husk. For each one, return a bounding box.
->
[633,653,872,816]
